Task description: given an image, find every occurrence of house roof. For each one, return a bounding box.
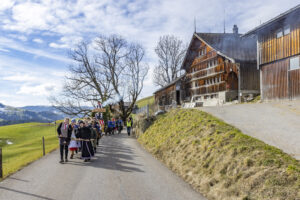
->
[243,4,300,36]
[180,32,256,70]
[195,33,257,62]
[154,74,185,94]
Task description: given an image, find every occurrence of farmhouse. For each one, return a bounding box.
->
[244,4,300,100]
[181,26,260,106]
[154,75,185,108]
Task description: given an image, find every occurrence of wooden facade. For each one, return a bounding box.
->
[244,4,300,100]
[181,32,260,106]
[154,75,184,107]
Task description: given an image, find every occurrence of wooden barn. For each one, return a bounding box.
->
[243,4,300,100]
[181,26,260,106]
[154,75,185,108]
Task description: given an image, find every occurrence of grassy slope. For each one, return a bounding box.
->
[0,122,59,178]
[136,96,154,108]
[138,109,300,200]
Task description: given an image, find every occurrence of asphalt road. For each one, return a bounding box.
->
[0,133,206,200]
[200,100,300,160]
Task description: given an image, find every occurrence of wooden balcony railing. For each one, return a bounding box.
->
[190,82,226,95]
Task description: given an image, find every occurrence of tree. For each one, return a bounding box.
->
[50,34,148,121]
[153,35,186,87]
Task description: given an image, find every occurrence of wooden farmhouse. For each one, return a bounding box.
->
[243,4,300,100]
[154,75,185,108]
[181,26,260,106]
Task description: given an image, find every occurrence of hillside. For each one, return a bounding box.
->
[0,122,59,178]
[136,96,154,108]
[138,109,300,200]
[0,103,64,126]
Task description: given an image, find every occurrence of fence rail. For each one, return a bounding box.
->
[133,104,150,117]
[0,136,52,179]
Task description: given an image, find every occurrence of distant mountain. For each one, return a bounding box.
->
[0,103,65,126]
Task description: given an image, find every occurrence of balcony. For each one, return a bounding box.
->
[190,82,226,95]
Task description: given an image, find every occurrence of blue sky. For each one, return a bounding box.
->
[0,0,299,107]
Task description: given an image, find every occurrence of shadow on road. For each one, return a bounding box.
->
[65,133,145,173]
[7,177,29,183]
[0,186,55,200]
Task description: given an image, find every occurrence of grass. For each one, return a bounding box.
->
[136,96,155,108]
[0,122,59,178]
[138,109,300,200]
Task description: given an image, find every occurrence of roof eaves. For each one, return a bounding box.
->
[153,74,185,94]
[194,34,235,63]
[243,4,300,36]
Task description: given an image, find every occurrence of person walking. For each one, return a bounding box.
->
[90,121,98,153]
[126,118,132,136]
[77,121,94,162]
[57,118,72,163]
[108,119,114,135]
[117,117,123,134]
[69,119,79,159]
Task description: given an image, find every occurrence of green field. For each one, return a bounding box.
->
[138,109,300,200]
[136,96,154,108]
[0,122,59,178]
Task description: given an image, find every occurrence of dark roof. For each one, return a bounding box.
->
[243,4,300,36]
[154,74,185,94]
[195,33,257,62]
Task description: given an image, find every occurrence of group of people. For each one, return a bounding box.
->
[57,118,101,163]
[57,116,133,163]
[105,117,133,136]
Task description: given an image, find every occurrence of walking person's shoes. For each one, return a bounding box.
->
[84,159,88,162]
[59,159,64,164]
[65,158,68,162]
[70,155,74,159]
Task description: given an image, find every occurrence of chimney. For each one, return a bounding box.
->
[233,24,238,34]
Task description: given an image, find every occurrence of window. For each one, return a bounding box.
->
[284,25,290,35]
[290,56,300,70]
[276,29,283,38]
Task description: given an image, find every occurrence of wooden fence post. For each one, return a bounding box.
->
[0,148,3,178]
[42,137,45,156]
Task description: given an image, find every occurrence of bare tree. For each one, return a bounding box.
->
[153,35,186,87]
[50,35,148,121]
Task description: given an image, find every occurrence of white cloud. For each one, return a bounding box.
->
[0,0,15,11]
[0,37,72,63]
[0,0,299,105]
[49,42,68,49]
[33,38,43,43]
[0,48,9,52]
[17,83,57,96]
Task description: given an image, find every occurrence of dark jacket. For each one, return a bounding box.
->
[77,127,92,140]
[57,122,72,142]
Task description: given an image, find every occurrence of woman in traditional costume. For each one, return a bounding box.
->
[77,121,94,162]
[68,119,79,159]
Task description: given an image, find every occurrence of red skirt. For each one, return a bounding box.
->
[69,147,78,151]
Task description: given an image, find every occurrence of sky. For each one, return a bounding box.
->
[0,0,299,107]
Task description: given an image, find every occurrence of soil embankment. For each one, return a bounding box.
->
[137,109,300,200]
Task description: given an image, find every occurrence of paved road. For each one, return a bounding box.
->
[0,133,206,200]
[200,100,300,160]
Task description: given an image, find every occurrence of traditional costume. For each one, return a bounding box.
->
[77,126,94,161]
[57,122,72,163]
[69,131,78,151]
